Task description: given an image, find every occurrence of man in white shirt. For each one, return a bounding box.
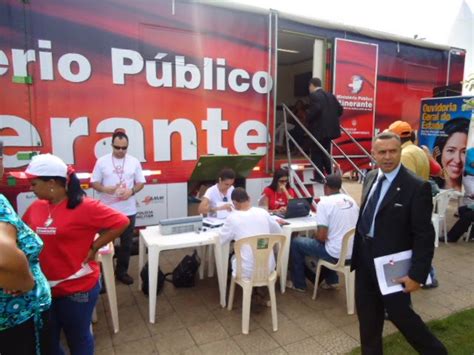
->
[289,174,359,292]
[91,129,146,285]
[219,188,282,279]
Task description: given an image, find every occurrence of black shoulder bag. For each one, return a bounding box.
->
[165,249,201,288]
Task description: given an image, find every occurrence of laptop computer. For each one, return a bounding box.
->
[274,197,313,219]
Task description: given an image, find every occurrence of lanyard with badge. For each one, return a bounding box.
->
[112,155,128,197]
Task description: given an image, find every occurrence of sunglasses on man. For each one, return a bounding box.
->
[113,145,128,151]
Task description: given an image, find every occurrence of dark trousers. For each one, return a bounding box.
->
[0,310,50,355]
[355,238,447,355]
[116,214,136,276]
[447,207,474,242]
[310,137,332,176]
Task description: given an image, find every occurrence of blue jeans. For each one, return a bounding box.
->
[290,236,339,289]
[50,280,100,355]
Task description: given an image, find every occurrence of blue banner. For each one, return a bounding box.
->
[418,96,474,191]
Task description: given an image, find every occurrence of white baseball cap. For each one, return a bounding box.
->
[10,154,68,179]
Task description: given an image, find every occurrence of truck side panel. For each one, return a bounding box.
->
[0,0,273,182]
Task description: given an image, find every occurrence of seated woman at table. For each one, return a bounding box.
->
[12,154,129,355]
[259,168,296,214]
[198,168,235,218]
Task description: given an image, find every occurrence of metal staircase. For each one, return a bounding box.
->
[280,103,375,199]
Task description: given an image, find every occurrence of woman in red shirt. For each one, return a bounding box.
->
[14,154,129,355]
[259,168,296,213]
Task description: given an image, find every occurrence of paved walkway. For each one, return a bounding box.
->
[92,181,474,354]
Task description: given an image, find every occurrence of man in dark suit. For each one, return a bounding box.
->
[351,132,447,354]
[307,77,343,183]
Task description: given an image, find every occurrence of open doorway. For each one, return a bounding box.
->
[274,30,327,160]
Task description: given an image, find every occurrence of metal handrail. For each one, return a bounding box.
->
[339,126,376,165]
[331,141,368,179]
[289,169,319,211]
[281,104,347,196]
[282,104,342,180]
[281,103,374,181]
[284,129,325,181]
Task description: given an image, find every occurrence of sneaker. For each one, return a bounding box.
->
[116,273,134,285]
[422,278,439,289]
[319,280,339,290]
[286,280,306,293]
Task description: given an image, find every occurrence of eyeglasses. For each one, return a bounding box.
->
[112,145,128,151]
[223,196,228,202]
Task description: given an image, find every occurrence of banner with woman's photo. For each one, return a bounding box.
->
[418,96,474,192]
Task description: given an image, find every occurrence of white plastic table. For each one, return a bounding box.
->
[97,243,119,333]
[138,226,226,323]
[279,215,317,293]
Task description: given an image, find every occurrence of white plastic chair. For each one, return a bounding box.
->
[448,190,472,242]
[312,228,355,315]
[227,234,285,335]
[432,189,453,246]
[91,242,119,333]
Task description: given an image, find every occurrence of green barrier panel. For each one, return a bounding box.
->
[189,154,264,181]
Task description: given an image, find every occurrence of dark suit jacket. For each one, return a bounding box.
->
[351,166,435,284]
[307,89,343,141]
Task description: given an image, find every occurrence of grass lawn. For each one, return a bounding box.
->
[350,308,474,354]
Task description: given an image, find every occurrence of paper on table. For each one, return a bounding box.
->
[203,217,225,228]
[270,214,290,225]
[374,250,432,295]
[215,201,232,219]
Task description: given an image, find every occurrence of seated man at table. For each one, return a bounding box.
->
[219,187,283,280]
[288,174,359,292]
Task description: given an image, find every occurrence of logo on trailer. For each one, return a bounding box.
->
[140,195,164,206]
[348,75,364,94]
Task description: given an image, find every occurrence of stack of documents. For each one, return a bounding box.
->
[374,250,432,295]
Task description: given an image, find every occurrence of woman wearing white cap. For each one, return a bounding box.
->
[12,154,129,355]
[0,148,51,355]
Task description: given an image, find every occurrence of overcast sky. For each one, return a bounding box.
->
[232,0,474,89]
[235,0,473,44]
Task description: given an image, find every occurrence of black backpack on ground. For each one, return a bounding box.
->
[165,249,201,288]
[140,263,166,296]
